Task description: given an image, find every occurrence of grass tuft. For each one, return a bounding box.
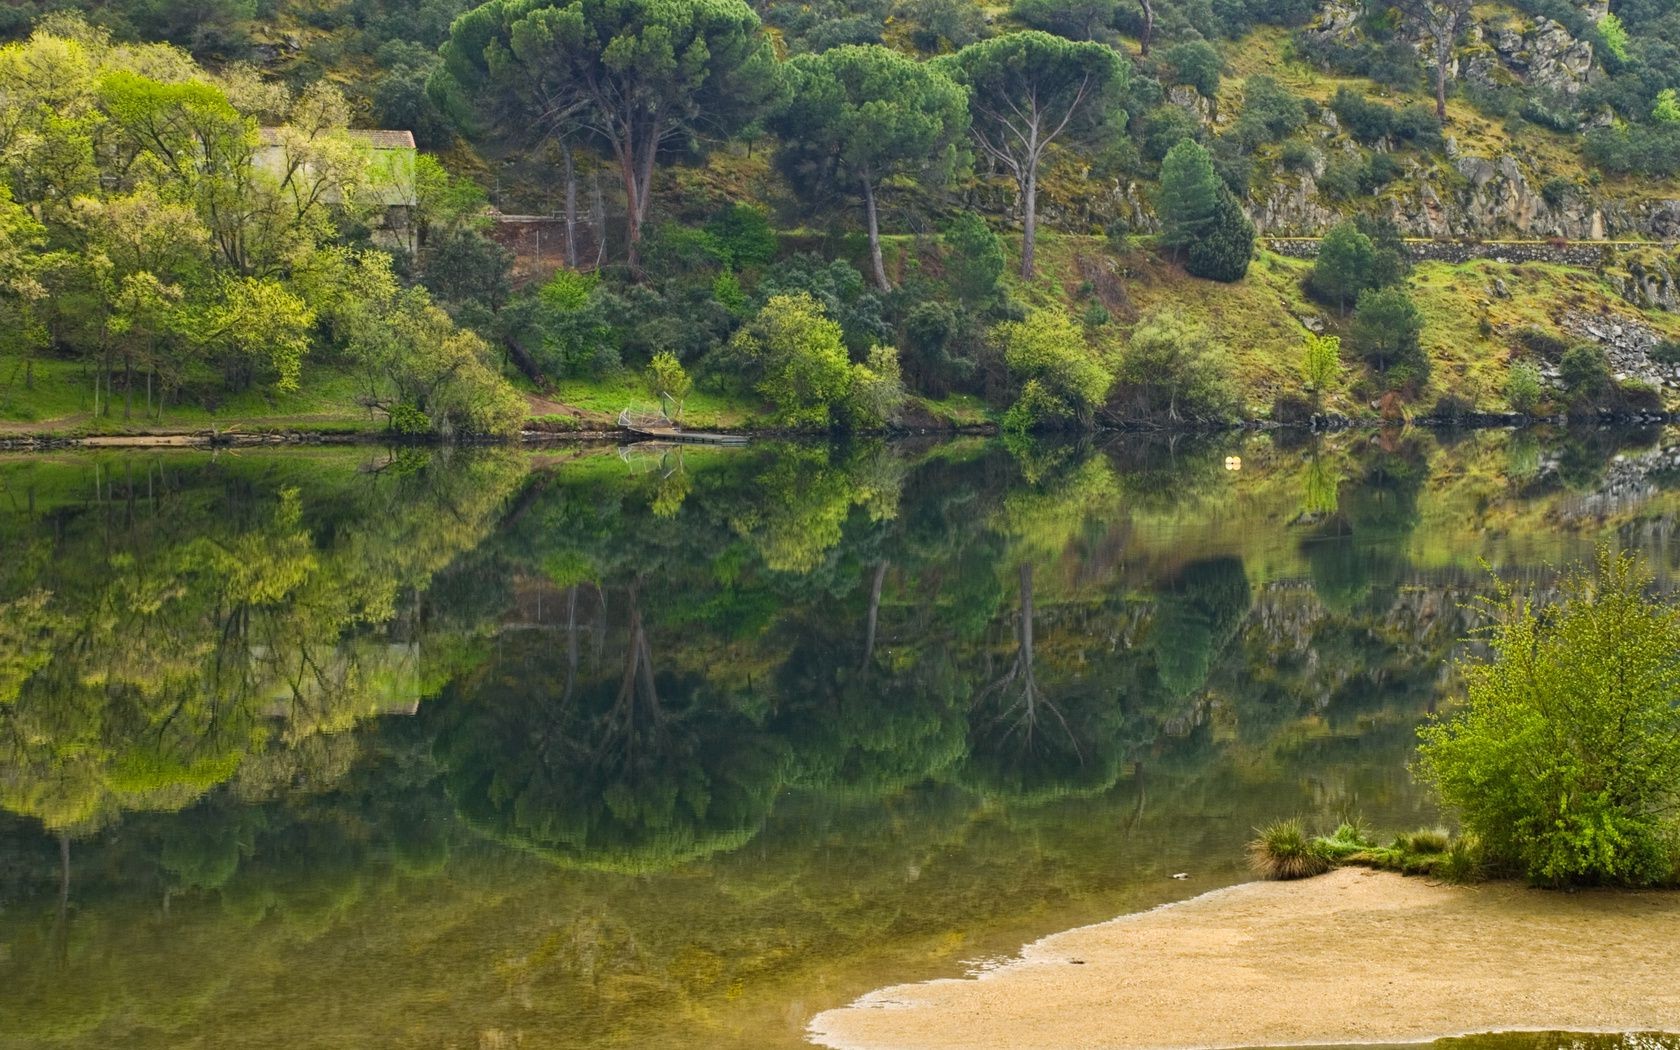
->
[1247,818,1334,880]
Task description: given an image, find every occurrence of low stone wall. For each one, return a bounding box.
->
[1263,237,1630,267]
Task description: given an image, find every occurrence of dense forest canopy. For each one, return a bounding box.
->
[3,0,1680,432]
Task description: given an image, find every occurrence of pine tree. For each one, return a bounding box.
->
[1157,140,1221,258]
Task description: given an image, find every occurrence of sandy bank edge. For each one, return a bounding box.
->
[807,868,1680,1050]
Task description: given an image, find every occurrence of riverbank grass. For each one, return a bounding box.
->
[1249,820,1481,883]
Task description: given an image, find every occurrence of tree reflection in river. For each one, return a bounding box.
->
[1,427,1677,1048]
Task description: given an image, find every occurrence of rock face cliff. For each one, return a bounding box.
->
[1086,0,1680,246]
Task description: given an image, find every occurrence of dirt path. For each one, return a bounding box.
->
[808,868,1680,1050]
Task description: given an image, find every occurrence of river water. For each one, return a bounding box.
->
[1,428,1676,1049]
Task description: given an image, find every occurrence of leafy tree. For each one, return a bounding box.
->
[1233,75,1306,148]
[1300,333,1342,400]
[435,0,778,271]
[1655,88,1680,123]
[1156,139,1221,258]
[1349,285,1425,383]
[1184,188,1253,282]
[1560,344,1611,401]
[943,211,1006,309]
[1391,0,1473,120]
[993,304,1113,430]
[646,350,693,422]
[727,292,855,427]
[940,31,1127,279]
[1008,0,1119,41]
[705,204,778,269]
[1505,360,1543,413]
[1310,221,1378,312]
[1109,309,1234,422]
[772,45,969,291]
[1417,550,1680,886]
[1164,40,1221,99]
[1598,12,1630,63]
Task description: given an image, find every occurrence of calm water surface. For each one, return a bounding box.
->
[2,429,1678,1049]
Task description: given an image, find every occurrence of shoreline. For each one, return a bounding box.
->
[806,868,1680,1050]
[4,412,1679,452]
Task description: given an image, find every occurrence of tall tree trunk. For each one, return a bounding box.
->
[861,176,890,292]
[591,172,607,270]
[1434,50,1449,120]
[562,143,579,269]
[1021,165,1040,280]
[862,561,888,671]
[1139,0,1154,55]
[124,351,133,421]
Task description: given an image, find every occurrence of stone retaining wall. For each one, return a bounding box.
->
[1262,238,1628,266]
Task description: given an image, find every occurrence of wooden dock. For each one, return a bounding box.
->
[617,409,749,445]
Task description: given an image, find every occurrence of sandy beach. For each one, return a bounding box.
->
[807,868,1680,1050]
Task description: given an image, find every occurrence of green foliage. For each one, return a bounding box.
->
[1110,310,1235,422]
[1559,343,1611,400]
[1598,12,1630,62]
[1009,0,1118,40]
[1300,333,1342,397]
[771,44,969,289]
[1417,550,1680,886]
[842,343,907,428]
[727,292,855,427]
[939,30,1127,277]
[646,351,693,422]
[1184,188,1254,282]
[705,204,779,270]
[434,0,778,266]
[1233,75,1306,148]
[993,304,1113,431]
[1310,221,1380,311]
[1350,286,1426,385]
[1164,40,1222,99]
[1246,817,1332,879]
[1655,88,1680,123]
[1505,360,1543,413]
[942,212,1006,309]
[1156,140,1222,255]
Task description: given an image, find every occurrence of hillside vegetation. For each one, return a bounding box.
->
[5,0,1680,435]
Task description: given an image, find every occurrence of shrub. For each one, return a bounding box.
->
[943,212,1006,309]
[705,204,778,269]
[1416,549,1680,886]
[1279,138,1317,172]
[1349,286,1425,384]
[842,343,906,429]
[1109,310,1236,422]
[1559,343,1610,400]
[993,304,1114,431]
[1299,332,1341,396]
[1515,326,1568,359]
[1246,818,1332,879]
[1164,40,1222,99]
[726,292,854,428]
[645,351,693,423]
[1429,393,1474,421]
[1310,221,1377,311]
[1234,75,1306,148]
[1184,188,1255,282]
[1329,87,1393,143]
[1652,338,1680,365]
[1505,361,1543,413]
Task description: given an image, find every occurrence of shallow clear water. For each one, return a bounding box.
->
[2,428,1678,1048]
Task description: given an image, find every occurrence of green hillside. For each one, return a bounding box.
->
[5,0,1680,436]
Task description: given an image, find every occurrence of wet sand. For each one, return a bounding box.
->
[807,868,1680,1050]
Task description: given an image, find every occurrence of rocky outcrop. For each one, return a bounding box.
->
[1465,17,1595,101]
[1560,310,1676,388]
